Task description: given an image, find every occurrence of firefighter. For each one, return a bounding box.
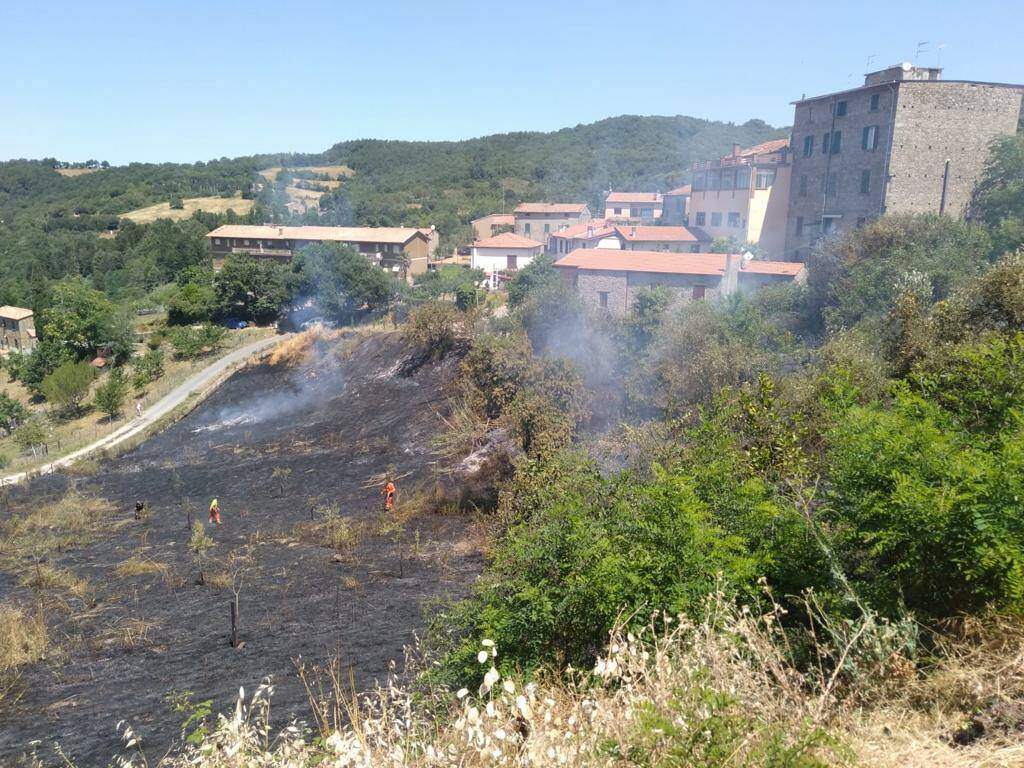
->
[134,499,145,520]
[382,479,396,511]
[209,498,221,525]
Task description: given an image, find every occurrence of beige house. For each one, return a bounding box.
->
[0,306,36,354]
[603,192,663,222]
[205,224,436,282]
[471,214,515,241]
[513,203,591,252]
[689,139,791,257]
[553,249,805,317]
[661,184,691,225]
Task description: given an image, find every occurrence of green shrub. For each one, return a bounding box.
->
[94,368,129,420]
[169,324,227,359]
[41,361,95,415]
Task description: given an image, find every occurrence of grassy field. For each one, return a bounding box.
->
[0,324,275,475]
[258,165,354,182]
[119,194,255,223]
[55,167,102,177]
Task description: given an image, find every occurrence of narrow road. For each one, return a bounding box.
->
[1,334,287,485]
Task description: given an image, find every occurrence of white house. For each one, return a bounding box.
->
[471,232,545,286]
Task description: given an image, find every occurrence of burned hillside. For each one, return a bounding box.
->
[0,330,484,767]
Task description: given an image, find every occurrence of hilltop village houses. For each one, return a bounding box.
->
[603,192,663,223]
[470,232,545,286]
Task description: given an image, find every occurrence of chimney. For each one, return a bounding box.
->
[630,226,637,237]
[723,253,740,296]
[278,227,283,235]
[732,143,741,157]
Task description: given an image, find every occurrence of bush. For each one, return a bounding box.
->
[403,301,462,357]
[0,392,28,436]
[167,281,217,325]
[41,360,95,415]
[132,347,165,391]
[94,368,129,420]
[169,324,227,359]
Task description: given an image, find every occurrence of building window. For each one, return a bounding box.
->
[736,166,751,189]
[831,131,842,154]
[506,254,518,270]
[693,172,706,192]
[799,174,808,197]
[754,169,775,189]
[214,238,221,245]
[870,93,880,111]
[862,125,879,150]
[803,135,814,156]
[598,291,609,308]
[826,173,838,197]
[614,207,622,215]
[711,212,723,227]
[243,239,250,246]
[822,217,835,234]
[544,223,550,234]
[721,170,735,190]
[523,223,530,234]
[692,286,706,300]
[795,216,804,236]
[640,207,653,218]
[835,100,847,117]
[690,244,701,252]
[695,212,706,226]
[860,169,871,194]
[727,212,741,228]
[822,133,830,154]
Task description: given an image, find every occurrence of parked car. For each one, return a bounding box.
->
[222,318,248,330]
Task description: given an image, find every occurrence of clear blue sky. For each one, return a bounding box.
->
[4,0,1022,165]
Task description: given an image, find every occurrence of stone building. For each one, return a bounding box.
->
[553,249,805,317]
[0,306,37,354]
[205,224,437,281]
[785,64,1024,261]
[513,203,592,252]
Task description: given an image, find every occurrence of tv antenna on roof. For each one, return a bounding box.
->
[865,54,876,72]
[915,41,929,63]
[936,42,947,68]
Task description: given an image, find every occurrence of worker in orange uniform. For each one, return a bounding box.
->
[209,498,222,525]
[382,479,396,511]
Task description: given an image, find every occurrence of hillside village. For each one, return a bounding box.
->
[1,51,1024,768]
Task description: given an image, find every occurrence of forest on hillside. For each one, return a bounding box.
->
[0,115,786,308]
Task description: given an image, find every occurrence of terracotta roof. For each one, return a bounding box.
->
[0,305,33,321]
[605,192,663,204]
[555,249,803,278]
[473,232,545,249]
[666,184,691,196]
[550,220,616,240]
[734,138,790,157]
[471,213,515,225]
[614,225,708,243]
[206,225,428,244]
[513,202,589,214]
[555,249,732,276]
[739,260,806,276]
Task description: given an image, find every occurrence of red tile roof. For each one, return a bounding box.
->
[666,184,691,195]
[473,232,545,249]
[550,220,616,240]
[206,224,428,244]
[614,225,707,243]
[605,191,663,204]
[513,202,589,214]
[555,249,804,278]
[734,138,790,157]
[738,260,806,276]
[470,213,515,225]
[555,249,731,276]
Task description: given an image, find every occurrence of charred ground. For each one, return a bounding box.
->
[0,331,483,767]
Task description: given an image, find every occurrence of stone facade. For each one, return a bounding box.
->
[785,66,1023,260]
[571,270,719,317]
[0,308,36,354]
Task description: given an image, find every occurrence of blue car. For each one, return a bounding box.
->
[222,318,249,330]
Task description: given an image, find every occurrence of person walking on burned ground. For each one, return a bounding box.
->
[382,478,396,512]
[134,499,146,520]
[209,497,221,525]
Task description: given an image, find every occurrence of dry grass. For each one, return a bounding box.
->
[258,165,354,182]
[0,602,50,707]
[19,564,92,601]
[119,194,254,223]
[203,570,234,591]
[267,326,343,367]
[3,490,114,556]
[113,556,177,590]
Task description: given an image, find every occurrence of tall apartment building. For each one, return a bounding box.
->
[689,139,791,258]
[785,64,1024,260]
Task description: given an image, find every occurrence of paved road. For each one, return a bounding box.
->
[1,334,287,486]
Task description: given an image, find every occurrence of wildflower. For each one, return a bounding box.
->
[482,666,500,693]
[481,638,495,647]
[502,679,516,694]
[456,687,469,699]
[478,650,490,664]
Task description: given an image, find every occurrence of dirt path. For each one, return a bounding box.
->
[0,335,288,486]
